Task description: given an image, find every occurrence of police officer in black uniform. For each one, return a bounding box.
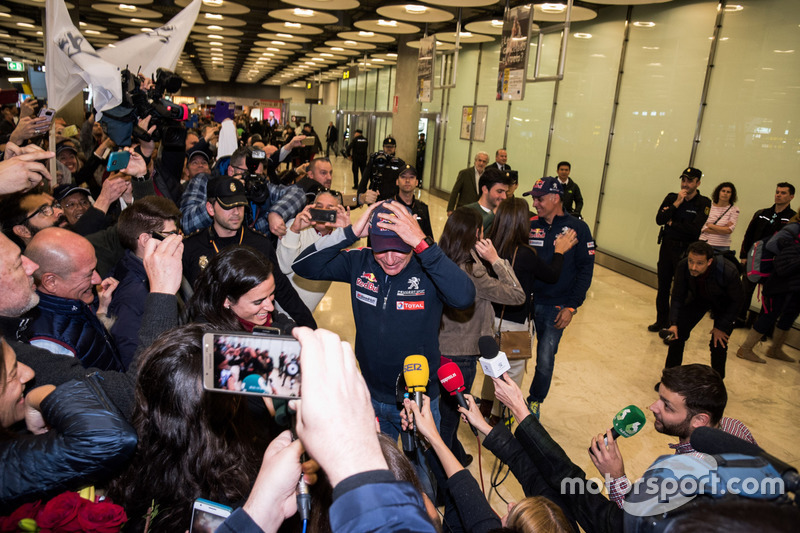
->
[649,167,711,332]
[346,129,369,189]
[182,176,316,329]
[357,136,405,205]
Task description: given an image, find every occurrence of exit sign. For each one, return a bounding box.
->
[7,61,24,72]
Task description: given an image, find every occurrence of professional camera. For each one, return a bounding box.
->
[242,148,268,203]
[100,68,189,149]
[368,151,389,191]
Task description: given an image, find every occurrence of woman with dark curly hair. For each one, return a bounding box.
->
[188,245,278,331]
[700,182,739,252]
[106,325,268,532]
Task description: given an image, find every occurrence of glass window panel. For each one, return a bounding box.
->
[594,1,718,267]
[547,6,627,230]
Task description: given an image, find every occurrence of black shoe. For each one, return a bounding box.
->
[648,322,666,332]
[460,454,474,468]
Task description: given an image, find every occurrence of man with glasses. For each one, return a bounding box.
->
[53,184,93,226]
[107,197,182,368]
[182,176,316,328]
[0,191,68,249]
[180,146,306,238]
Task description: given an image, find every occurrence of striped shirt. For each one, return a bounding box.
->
[700,204,740,248]
[607,417,755,508]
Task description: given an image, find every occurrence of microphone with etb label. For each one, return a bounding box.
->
[438,362,478,436]
[478,336,510,378]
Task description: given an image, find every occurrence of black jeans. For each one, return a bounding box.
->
[656,239,689,325]
[437,355,478,464]
[664,302,731,378]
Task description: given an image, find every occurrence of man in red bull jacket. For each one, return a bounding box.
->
[293,200,476,439]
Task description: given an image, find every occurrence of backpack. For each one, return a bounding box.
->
[745,238,775,283]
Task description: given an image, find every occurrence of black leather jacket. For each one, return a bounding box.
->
[0,376,138,512]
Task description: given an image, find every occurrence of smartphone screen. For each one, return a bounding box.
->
[202,332,301,398]
[190,498,231,533]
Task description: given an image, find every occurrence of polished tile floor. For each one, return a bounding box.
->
[314,155,800,516]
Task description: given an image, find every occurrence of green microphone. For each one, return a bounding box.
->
[589,405,646,453]
[609,405,647,442]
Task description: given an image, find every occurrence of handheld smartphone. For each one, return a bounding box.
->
[202,331,301,399]
[37,107,55,129]
[302,136,315,146]
[189,498,232,533]
[62,124,79,138]
[309,208,336,223]
[106,151,131,172]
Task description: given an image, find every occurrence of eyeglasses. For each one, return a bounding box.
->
[317,188,342,199]
[25,201,60,220]
[230,165,249,177]
[62,198,91,210]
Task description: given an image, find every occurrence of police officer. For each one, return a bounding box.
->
[357,136,406,205]
[650,167,711,332]
[346,129,369,190]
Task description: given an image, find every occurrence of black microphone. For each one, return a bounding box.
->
[690,427,800,492]
[478,335,510,378]
[395,372,416,452]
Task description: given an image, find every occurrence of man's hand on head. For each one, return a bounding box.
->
[378,201,425,249]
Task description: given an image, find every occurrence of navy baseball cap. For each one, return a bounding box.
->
[369,202,412,253]
[523,177,564,198]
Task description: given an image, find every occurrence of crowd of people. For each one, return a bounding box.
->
[0,92,796,533]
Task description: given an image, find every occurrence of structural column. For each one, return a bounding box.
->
[392,35,420,166]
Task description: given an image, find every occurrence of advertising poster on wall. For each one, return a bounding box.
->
[497,4,533,101]
[417,35,436,103]
[460,105,488,142]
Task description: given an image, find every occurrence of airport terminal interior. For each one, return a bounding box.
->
[318,155,800,516]
[0,0,798,524]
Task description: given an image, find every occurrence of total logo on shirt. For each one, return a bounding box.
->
[396,301,424,311]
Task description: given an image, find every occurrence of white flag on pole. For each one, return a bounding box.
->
[45,0,121,112]
[97,0,201,77]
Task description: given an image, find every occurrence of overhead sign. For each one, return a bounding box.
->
[7,62,24,72]
[342,67,359,80]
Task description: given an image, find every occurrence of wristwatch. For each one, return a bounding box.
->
[413,236,435,254]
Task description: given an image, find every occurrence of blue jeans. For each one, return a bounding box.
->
[371,396,441,502]
[529,304,565,404]
[371,396,441,441]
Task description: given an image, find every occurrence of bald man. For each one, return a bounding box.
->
[23,228,124,371]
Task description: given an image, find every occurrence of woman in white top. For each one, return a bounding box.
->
[700,182,739,251]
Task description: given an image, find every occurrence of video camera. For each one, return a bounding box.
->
[368,151,390,192]
[241,148,268,203]
[100,68,189,149]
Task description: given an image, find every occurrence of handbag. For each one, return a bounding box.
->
[494,248,533,360]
